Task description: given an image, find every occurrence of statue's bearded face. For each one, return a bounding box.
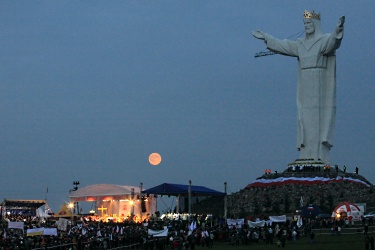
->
[304,19,315,35]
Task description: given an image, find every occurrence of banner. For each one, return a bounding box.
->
[8,221,24,231]
[27,228,45,236]
[148,227,168,237]
[269,215,286,223]
[26,228,58,236]
[248,220,265,228]
[43,228,58,236]
[227,219,244,228]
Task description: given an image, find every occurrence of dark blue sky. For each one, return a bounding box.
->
[1,1,374,212]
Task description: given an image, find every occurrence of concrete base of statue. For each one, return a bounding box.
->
[287,159,334,173]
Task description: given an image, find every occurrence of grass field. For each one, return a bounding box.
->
[208,230,374,250]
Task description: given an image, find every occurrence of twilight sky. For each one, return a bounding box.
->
[1,1,374,212]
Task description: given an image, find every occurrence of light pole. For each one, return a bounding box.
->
[176,195,179,214]
[71,181,80,214]
[224,182,227,220]
[130,188,135,220]
[188,180,192,224]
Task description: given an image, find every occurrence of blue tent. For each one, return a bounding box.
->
[142,183,225,196]
[296,204,321,217]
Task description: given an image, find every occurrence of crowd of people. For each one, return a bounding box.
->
[0,211,322,250]
[285,164,360,175]
[0,209,374,250]
[228,178,374,217]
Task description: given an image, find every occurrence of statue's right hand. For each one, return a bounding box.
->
[252,30,265,40]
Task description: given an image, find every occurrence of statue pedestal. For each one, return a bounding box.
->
[286,159,337,174]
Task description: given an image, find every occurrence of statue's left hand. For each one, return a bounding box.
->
[252,30,265,40]
[338,16,345,27]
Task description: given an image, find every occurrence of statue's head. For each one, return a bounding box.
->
[303,10,322,36]
[304,19,315,35]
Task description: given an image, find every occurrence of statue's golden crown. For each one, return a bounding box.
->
[303,10,320,20]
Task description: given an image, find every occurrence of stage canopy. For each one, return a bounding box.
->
[68,184,156,221]
[1,199,46,209]
[142,183,225,196]
[69,184,140,202]
[1,199,47,218]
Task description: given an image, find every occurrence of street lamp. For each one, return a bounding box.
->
[72,181,80,191]
[71,181,80,214]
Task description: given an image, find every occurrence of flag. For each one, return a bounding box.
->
[189,221,197,231]
[297,216,303,228]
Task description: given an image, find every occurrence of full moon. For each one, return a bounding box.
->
[149,153,162,166]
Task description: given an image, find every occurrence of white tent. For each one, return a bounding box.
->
[331,202,362,222]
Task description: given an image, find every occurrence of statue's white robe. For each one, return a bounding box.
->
[264,29,343,161]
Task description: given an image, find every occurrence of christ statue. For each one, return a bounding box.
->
[252,11,345,162]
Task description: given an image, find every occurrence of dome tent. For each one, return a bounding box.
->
[331,201,361,222]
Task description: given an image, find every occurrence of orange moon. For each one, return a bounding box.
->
[149,153,162,165]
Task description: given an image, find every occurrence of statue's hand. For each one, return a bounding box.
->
[252,30,265,40]
[335,16,345,34]
[338,16,345,28]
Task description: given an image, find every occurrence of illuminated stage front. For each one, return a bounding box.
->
[69,184,156,222]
